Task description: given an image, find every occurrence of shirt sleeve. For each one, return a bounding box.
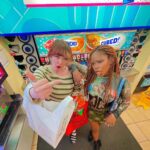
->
[33,66,46,80]
[74,62,87,75]
[112,78,131,118]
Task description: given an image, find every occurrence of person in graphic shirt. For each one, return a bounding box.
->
[83,45,131,150]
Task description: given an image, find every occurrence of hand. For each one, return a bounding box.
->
[72,70,84,85]
[104,113,116,127]
[28,73,62,100]
[25,68,36,81]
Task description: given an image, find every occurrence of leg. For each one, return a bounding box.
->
[89,121,102,150]
[89,120,100,141]
[70,130,77,144]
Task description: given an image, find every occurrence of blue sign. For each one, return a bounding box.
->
[123,0,134,4]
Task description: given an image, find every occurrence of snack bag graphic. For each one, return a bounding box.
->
[86,34,105,52]
[44,39,55,50]
[66,36,85,53]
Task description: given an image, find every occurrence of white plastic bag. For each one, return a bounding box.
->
[23,84,75,148]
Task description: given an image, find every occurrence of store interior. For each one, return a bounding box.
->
[1,1,150,150]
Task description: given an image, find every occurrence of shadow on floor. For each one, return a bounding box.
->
[37,118,142,150]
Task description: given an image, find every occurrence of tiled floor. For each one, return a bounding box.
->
[121,102,150,150]
[31,97,150,150]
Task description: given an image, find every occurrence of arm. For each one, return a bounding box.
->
[69,62,87,75]
[112,79,131,118]
[74,62,87,75]
[25,66,61,102]
[25,66,49,101]
[69,62,87,84]
[104,78,131,127]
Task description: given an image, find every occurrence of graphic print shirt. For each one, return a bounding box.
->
[88,76,117,112]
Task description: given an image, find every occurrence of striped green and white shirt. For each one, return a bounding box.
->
[34,65,74,102]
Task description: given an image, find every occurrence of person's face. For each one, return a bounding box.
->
[90,51,112,77]
[50,54,69,71]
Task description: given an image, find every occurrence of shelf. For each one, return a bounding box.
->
[0,94,23,150]
[0,101,21,146]
[144,64,150,75]
[1,94,34,150]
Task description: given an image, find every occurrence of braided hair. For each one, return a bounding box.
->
[84,45,120,103]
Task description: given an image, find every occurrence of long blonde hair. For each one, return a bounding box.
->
[84,45,120,103]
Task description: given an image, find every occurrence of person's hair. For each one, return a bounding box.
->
[47,39,73,60]
[84,45,120,103]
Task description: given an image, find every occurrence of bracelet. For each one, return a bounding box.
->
[69,64,77,72]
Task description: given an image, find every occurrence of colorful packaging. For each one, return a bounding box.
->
[85,31,136,52]
[65,36,85,53]
[86,34,105,52]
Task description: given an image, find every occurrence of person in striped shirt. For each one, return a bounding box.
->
[25,39,85,144]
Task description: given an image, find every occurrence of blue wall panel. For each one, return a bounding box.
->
[0,0,150,35]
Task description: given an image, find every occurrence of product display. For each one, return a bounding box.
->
[29,64,39,73]
[5,35,40,76]
[26,55,37,65]
[34,31,140,68]
[18,35,30,43]
[22,44,34,55]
